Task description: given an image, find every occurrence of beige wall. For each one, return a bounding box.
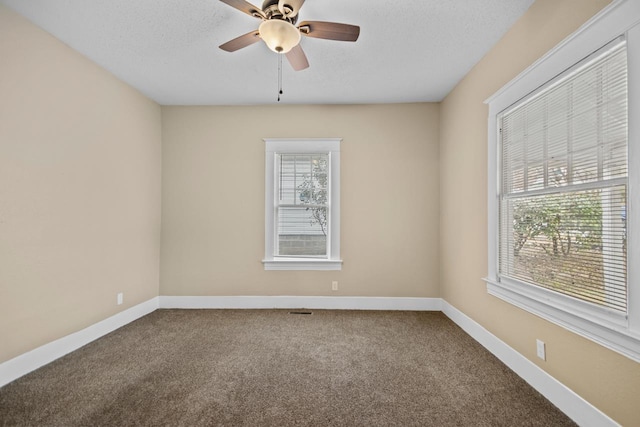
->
[161,104,439,298]
[0,6,162,363]
[3,0,637,423]
[439,0,639,425]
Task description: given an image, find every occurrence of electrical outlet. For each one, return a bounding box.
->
[117,292,123,305]
[536,339,546,361]
[332,281,338,291]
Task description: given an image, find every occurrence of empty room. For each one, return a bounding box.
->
[1,0,639,425]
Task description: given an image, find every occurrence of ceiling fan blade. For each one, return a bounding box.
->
[278,0,305,18]
[219,30,261,52]
[298,21,360,42]
[285,44,309,71]
[219,0,265,19]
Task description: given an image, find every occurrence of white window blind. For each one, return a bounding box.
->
[499,39,628,312]
[276,154,329,257]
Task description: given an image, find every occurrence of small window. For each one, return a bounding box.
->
[276,153,329,257]
[263,139,342,270]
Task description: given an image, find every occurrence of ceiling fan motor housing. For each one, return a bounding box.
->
[262,0,298,24]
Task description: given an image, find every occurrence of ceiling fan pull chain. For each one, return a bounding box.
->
[277,53,283,102]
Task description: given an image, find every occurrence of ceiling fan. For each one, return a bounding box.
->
[218,0,360,71]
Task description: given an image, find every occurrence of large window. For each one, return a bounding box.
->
[485,0,640,362]
[499,39,627,312]
[263,138,342,270]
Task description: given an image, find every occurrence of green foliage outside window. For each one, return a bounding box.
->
[297,156,328,236]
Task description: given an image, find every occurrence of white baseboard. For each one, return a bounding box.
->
[159,295,442,311]
[0,297,159,388]
[441,300,618,427]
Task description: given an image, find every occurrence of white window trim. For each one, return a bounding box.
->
[263,138,342,271]
[484,0,640,362]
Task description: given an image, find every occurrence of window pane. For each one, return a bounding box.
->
[500,186,627,311]
[278,154,328,205]
[277,207,327,256]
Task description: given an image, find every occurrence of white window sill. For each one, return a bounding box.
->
[484,277,640,363]
[262,258,343,271]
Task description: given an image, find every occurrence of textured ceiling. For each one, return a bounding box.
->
[1,0,534,105]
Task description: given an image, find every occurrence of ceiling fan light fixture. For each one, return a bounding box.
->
[258,19,301,53]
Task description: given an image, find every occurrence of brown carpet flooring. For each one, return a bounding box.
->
[0,309,576,426]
